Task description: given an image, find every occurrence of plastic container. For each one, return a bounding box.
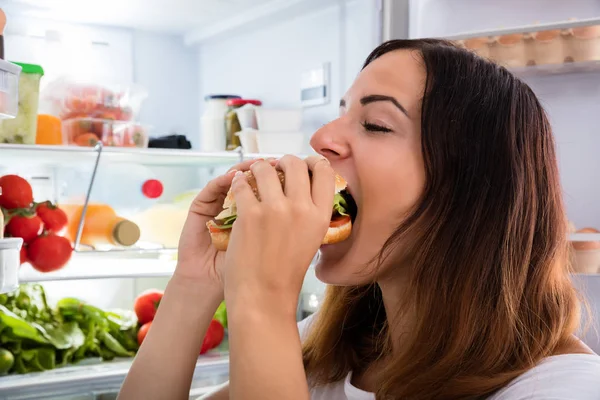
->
[256,131,305,154]
[201,94,240,152]
[235,103,260,130]
[530,30,564,66]
[571,249,600,274]
[62,118,148,147]
[40,78,147,121]
[36,114,63,145]
[237,129,259,153]
[0,60,21,120]
[0,62,43,144]
[255,108,303,132]
[463,37,490,58]
[566,25,600,62]
[0,238,23,293]
[490,34,527,67]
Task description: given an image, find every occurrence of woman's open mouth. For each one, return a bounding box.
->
[339,189,358,224]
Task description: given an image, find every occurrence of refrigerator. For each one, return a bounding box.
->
[0,0,599,398]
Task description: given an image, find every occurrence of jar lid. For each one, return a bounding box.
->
[204,94,241,101]
[226,99,262,107]
[141,179,163,199]
[112,220,141,246]
[10,62,44,76]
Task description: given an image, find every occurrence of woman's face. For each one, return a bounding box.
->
[310,49,427,285]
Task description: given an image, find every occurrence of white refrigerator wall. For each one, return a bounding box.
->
[197,0,380,149]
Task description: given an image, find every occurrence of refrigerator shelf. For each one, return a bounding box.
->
[438,17,600,41]
[0,353,229,400]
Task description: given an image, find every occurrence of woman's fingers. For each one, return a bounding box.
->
[306,156,335,210]
[250,160,285,204]
[227,158,277,173]
[231,171,259,214]
[190,170,237,216]
[277,155,311,201]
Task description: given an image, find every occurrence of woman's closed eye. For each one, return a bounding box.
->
[361,120,393,133]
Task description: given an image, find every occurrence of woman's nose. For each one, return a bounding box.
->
[310,119,351,160]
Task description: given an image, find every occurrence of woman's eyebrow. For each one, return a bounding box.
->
[338,95,409,117]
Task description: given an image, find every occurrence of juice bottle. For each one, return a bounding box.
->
[63,203,140,247]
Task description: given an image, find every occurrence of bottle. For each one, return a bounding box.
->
[63,203,141,247]
[200,94,240,152]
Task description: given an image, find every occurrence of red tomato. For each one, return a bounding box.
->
[0,175,33,209]
[200,320,225,354]
[134,290,164,325]
[27,234,73,273]
[137,321,152,346]
[329,215,351,228]
[5,214,43,243]
[36,202,68,233]
[19,245,28,265]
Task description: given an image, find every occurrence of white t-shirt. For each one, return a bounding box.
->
[298,315,600,400]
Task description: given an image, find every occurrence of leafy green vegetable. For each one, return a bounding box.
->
[215,214,237,230]
[0,285,140,374]
[332,193,348,216]
[214,302,227,329]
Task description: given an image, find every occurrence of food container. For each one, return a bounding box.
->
[0,238,23,293]
[40,78,148,121]
[0,62,43,144]
[565,25,600,62]
[530,30,564,66]
[256,131,305,154]
[464,37,490,58]
[225,99,262,150]
[490,34,527,68]
[63,118,148,147]
[570,228,600,273]
[201,94,240,152]
[0,60,21,120]
[235,103,260,130]
[35,114,63,145]
[255,108,303,132]
[237,129,259,153]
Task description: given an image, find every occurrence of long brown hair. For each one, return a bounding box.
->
[302,39,581,399]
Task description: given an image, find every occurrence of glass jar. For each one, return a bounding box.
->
[200,95,240,152]
[224,99,262,151]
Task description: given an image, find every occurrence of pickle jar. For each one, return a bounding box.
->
[224,99,261,151]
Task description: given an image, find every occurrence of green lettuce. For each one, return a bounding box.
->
[333,193,348,216]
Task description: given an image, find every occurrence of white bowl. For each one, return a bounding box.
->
[255,108,302,132]
[0,238,23,293]
[256,131,305,154]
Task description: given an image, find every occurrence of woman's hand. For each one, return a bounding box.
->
[224,155,335,313]
[175,159,277,289]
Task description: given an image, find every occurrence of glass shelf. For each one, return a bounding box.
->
[0,144,244,167]
[19,251,177,282]
[0,352,229,399]
[441,17,600,41]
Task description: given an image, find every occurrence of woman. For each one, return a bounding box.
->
[118,39,600,399]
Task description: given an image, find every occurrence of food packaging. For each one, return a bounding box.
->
[565,25,600,62]
[255,108,302,132]
[40,78,148,121]
[235,103,259,130]
[570,228,600,274]
[0,238,23,293]
[0,60,21,120]
[530,30,564,66]
[62,118,148,147]
[0,62,43,144]
[464,37,490,58]
[36,114,63,145]
[237,128,259,153]
[490,34,527,68]
[256,131,305,154]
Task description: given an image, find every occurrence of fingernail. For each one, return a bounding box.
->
[229,169,238,175]
[233,171,244,180]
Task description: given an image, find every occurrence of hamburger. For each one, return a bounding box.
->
[206,170,356,251]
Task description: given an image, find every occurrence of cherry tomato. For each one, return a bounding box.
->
[5,214,43,243]
[0,175,33,210]
[27,234,73,273]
